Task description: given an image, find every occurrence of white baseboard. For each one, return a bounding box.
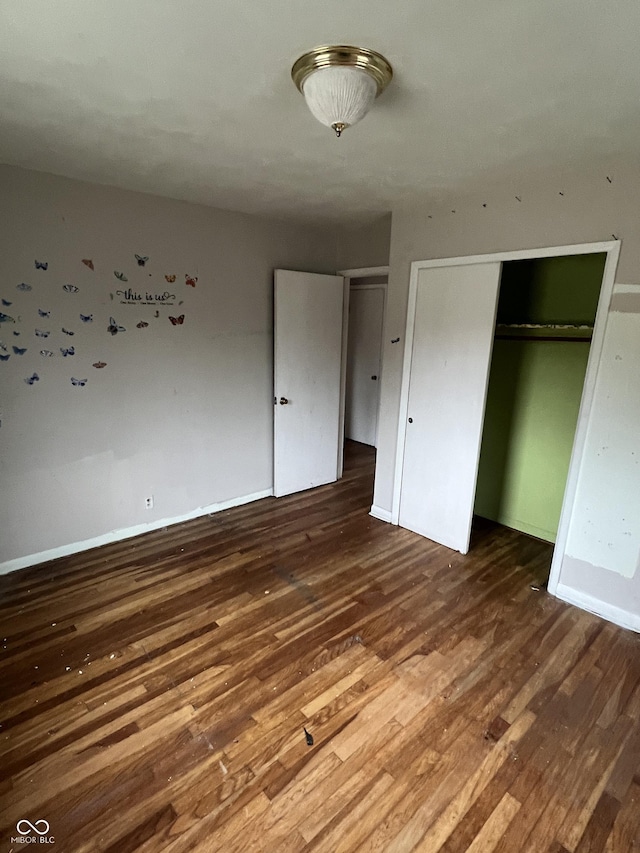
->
[0,488,273,577]
[555,582,640,634]
[369,504,394,524]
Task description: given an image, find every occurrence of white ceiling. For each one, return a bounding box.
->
[1,0,639,225]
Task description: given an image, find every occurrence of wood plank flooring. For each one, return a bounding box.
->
[1,440,639,852]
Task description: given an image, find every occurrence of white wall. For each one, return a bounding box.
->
[0,167,337,570]
[375,169,640,630]
[337,214,391,271]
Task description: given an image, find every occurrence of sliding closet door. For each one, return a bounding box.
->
[399,262,502,553]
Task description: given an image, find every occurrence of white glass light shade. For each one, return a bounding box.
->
[302,66,377,133]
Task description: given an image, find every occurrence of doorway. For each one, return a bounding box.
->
[345,279,387,448]
[474,254,606,549]
[274,266,388,498]
[337,267,388,477]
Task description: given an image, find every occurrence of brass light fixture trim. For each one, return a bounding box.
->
[291,45,393,97]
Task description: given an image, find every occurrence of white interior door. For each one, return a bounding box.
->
[399,262,502,552]
[345,286,385,446]
[274,269,345,497]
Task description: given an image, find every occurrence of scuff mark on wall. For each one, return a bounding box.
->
[610,292,640,313]
[556,555,640,632]
[564,306,640,579]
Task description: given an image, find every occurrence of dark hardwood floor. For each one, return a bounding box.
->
[1,441,639,852]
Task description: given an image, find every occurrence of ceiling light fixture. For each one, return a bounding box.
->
[291,45,393,137]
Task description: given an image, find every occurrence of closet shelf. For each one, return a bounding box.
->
[495,323,593,342]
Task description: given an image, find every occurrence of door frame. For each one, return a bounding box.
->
[392,241,620,595]
[345,281,388,448]
[337,266,389,476]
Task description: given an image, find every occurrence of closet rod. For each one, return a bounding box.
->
[495,322,593,343]
[495,334,592,342]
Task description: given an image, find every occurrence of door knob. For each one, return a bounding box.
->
[279,397,289,405]
[371,375,378,380]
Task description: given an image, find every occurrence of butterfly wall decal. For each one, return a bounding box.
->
[1,299,11,306]
[60,346,75,357]
[25,373,40,385]
[17,282,32,291]
[61,328,74,336]
[35,329,50,338]
[38,309,50,317]
[12,346,27,355]
[93,361,107,369]
[40,350,54,357]
[0,312,16,323]
[136,321,148,329]
[0,353,9,361]
[107,317,126,335]
[34,261,48,270]
[185,275,197,287]
[135,254,149,266]
[82,259,94,270]
[63,284,79,293]
[114,271,128,282]
[80,314,93,323]
[70,377,87,387]
[169,315,185,325]
[165,275,176,283]
[13,331,19,336]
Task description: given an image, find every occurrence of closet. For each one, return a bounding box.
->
[474,253,606,543]
[395,243,617,560]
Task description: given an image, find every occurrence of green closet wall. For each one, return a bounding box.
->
[474,254,606,542]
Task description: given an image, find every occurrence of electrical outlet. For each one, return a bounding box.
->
[145,496,154,509]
